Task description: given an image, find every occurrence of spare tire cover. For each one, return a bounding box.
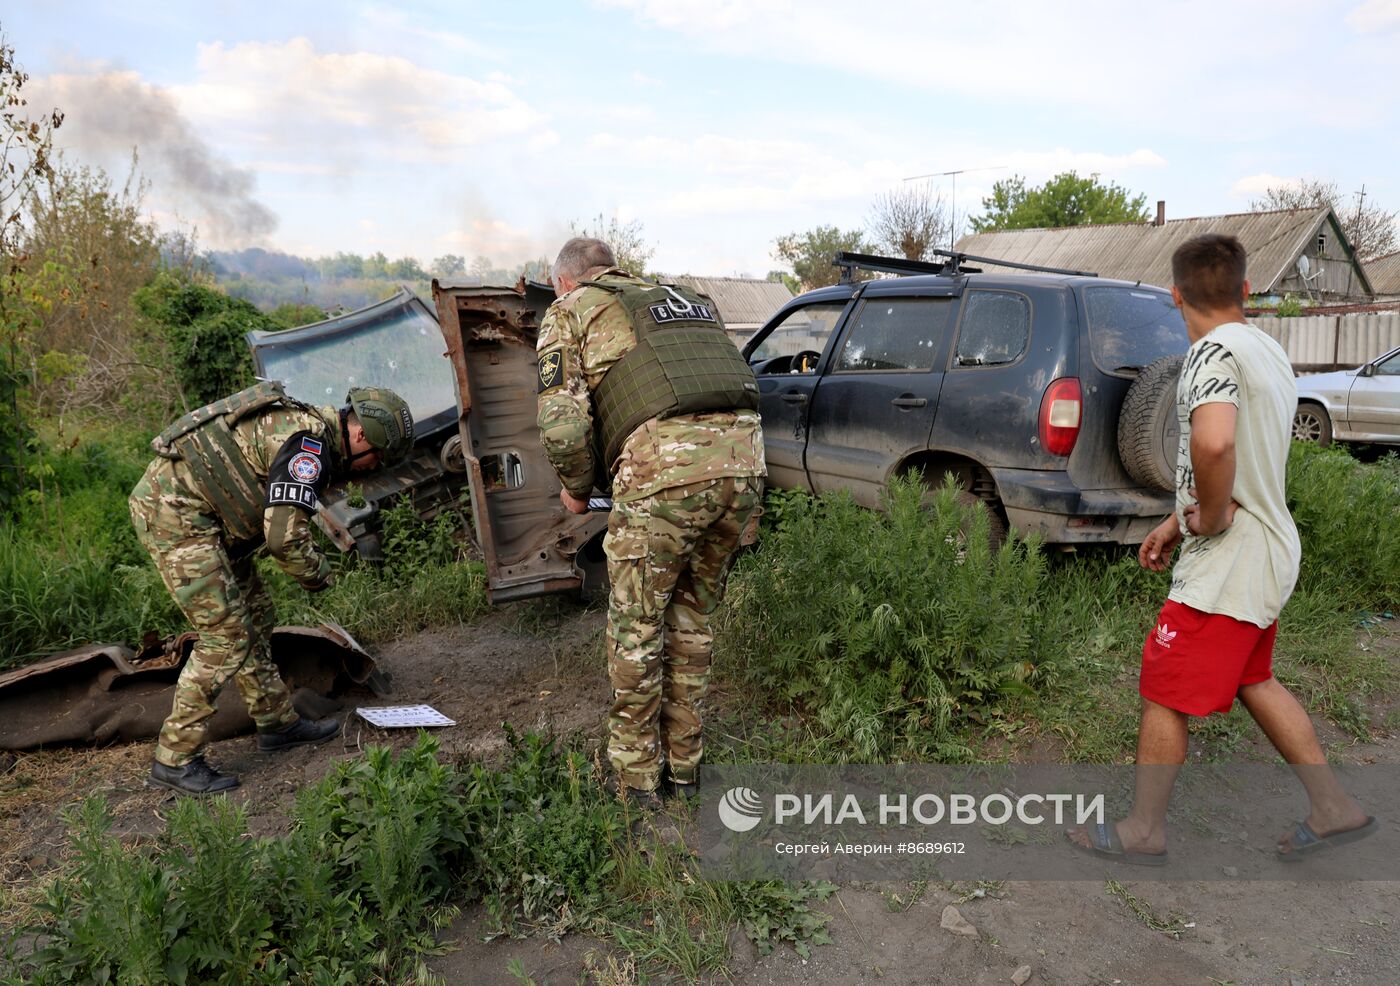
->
[1117,355,1184,492]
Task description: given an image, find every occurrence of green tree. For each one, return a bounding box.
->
[268,302,328,329]
[568,213,655,277]
[133,271,273,407]
[385,256,426,280]
[766,269,800,294]
[431,253,465,277]
[0,33,64,513]
[772,225,870,290]
[969,171,1150,232]
[21,160,162,417]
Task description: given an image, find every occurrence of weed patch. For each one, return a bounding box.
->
[718,477,1061,761]
[3,734,836,983]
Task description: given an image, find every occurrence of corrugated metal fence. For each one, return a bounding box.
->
[1256,312,1400,372]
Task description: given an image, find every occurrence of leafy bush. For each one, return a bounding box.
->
[3,734,837,984]
[1287,442,1399,607]
[719,477,1060,760]
[132,271,270,407]
[0,428,487,669]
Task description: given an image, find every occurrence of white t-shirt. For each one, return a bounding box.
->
[1168,322,1301,627]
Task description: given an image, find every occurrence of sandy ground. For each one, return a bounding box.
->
[3,608,1398,985]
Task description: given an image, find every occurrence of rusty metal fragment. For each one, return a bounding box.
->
[0,624,385,751]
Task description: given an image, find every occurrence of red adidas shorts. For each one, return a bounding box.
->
[1139,599,1277,716]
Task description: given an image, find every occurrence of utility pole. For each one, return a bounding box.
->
[904,165,1006,249]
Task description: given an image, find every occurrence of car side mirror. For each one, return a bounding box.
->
[1359,363,1374,377]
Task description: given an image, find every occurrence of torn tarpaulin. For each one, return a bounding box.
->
[0,624,388,751]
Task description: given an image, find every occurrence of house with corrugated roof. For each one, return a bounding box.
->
[954,205,1373,303]
[1364,251,1400,298]
[657,275,794,343]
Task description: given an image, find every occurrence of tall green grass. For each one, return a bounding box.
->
[717,445,1400,763]
[0,429,488,671]
[717,477,1061,761]
[3,733,835,984]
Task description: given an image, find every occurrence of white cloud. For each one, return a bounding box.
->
[1346,0,1400,32]
[597,0,1373,130]
[1231,173,1302,198]
[630,71,663,87]
[170,38,547,159]
[1000,148,1168,177]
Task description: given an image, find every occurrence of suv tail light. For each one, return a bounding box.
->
[1039,377,1082,457]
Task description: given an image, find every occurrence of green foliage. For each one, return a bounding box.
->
[719,449,1400,764]
[0,428,183,668]
[132,270,271,406]
[267,302,328,329]
[1275,294,1304,318]
[772,225,871,290]
[969,171,1149,232]
[0,428,487,670]
[13,737,466,985]
[719,478,1058,760]
[1287,443,1400,609]
[456,728,625,935]
[732,881,837,958]
[568,213,654,277]
[1,36,64,514]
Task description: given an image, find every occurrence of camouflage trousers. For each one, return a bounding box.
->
[605,474,762,791]
[129,458,297,767]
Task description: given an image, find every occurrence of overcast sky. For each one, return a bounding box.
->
[7,0,1399,276]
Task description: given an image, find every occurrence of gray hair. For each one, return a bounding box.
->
[553,237,616,283]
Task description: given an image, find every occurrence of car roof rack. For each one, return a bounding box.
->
[833,250,1098,282]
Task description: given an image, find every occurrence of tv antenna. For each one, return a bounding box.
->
[904,164,1007,249]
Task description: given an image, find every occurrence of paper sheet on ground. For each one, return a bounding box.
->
[356,704,456,728]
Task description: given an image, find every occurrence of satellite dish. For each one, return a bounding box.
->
[1296,255,1311,277]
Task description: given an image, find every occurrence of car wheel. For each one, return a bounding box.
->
[1118,355,1185,492]
[1292,403,1333,447]
[954,491,1008,553]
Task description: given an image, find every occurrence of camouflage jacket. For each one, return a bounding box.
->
[536,268,765,502]
[167,404,342,586]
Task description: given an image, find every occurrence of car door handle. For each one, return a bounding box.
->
[781,393,808,405]
[891,397,927,408]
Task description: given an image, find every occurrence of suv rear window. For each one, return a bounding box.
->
[1082,286,1189,373]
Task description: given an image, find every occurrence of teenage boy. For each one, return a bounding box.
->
[1069,233,1375,864]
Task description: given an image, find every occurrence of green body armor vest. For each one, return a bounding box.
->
[152,381,325,542]
[586,278,760,468]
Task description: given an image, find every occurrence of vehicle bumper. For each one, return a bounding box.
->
[990,468,1173,545]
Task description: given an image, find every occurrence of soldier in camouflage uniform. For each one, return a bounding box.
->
[536,237,765,807]
[131,384,414,795]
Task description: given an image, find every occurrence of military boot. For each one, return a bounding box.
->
[258,716,341,752]
[148,756,240,796]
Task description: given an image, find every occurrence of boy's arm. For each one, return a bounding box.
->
[1183,402,1238,536]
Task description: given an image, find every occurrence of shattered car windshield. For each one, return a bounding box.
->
[247,289,457,434]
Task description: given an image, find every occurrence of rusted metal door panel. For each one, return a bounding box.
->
[433,280,608,602]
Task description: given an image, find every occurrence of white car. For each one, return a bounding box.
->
[1293,345,1400,446]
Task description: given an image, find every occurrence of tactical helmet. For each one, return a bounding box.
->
[346,387,415,465]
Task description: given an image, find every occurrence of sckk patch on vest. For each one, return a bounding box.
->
[538,348,565,393]
[649,299,716,324]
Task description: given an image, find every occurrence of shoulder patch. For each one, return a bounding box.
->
[538,347,565,393]
[288,452,322,483]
